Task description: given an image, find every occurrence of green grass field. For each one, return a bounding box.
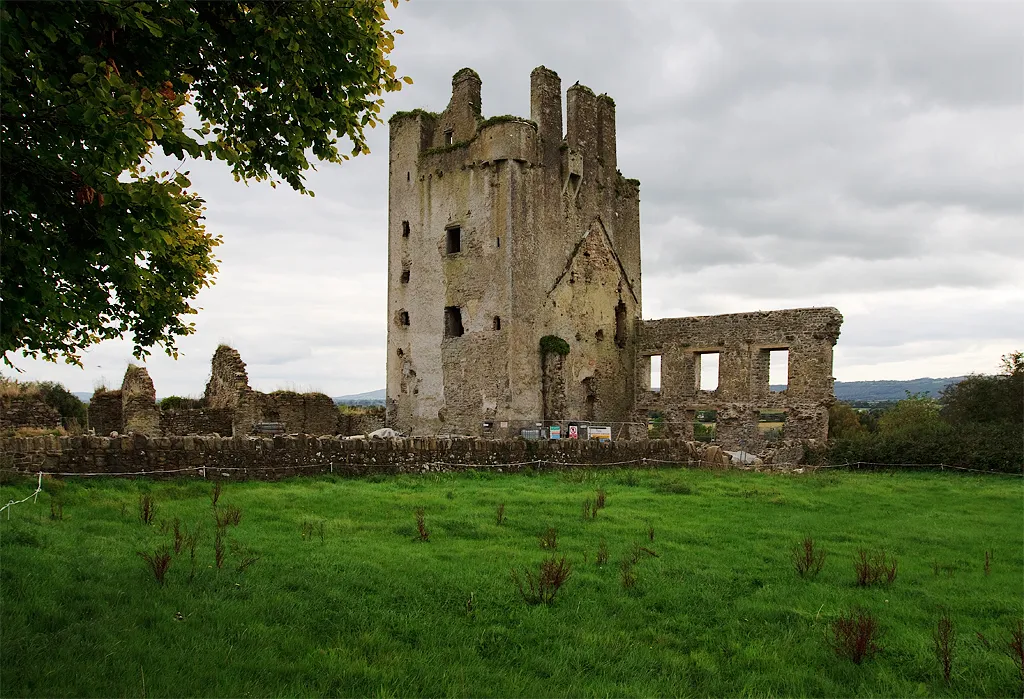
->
[1,468,1021,697]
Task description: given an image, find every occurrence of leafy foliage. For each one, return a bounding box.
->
[1,0,410,364]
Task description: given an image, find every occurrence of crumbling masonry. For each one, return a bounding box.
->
[386,67,842,446]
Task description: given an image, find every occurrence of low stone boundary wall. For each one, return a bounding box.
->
[0,435,747,479]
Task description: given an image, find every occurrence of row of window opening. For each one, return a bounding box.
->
[401,223,500,253]
[645,349,789,393]
[397,308,501,335]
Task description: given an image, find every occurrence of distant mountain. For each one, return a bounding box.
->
[333,388,385,405]
[338,379,970,408]
[73,391,92,403]
[831,376,968,403]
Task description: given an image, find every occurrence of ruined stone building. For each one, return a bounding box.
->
[386,67,842,446]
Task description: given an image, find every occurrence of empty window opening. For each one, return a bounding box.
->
[648,411,667,438]
[614,301,627,348]
[493,316,501,331]
[397,310,410,327]
[693,409,717,443]
[768,349,789,391]
[406,171,410,182]
[496,237,500,248]
[446,226,461,254]
[758,409,786,441]
[400,268,410,284]
[444,129,454,146]
[444,306,464,338]
[401,221,410,237]
[649,354,662,393]
[696,352,720,392]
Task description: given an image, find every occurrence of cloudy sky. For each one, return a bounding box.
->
[8,0,1023,398]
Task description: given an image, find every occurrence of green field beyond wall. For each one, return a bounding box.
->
[1,469,1021,697]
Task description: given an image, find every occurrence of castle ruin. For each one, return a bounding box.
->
[386,66,842,447]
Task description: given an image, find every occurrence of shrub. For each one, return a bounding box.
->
[171,518,183,554]
[854,549,897,586]
[214,528,225,569]
[581,498,597,521]
[830,608,882,664]
[495,502,505,526]
[138,547,173,585]
[301,519,326,543]
[596,539,609,566]
[595,489,606,509]
[539,335,570,356]
[159,395,205,411]
[211,481,222,507]
[414,507,429,542]
[792,537,827,579]
[512,556,572,605]
[138,494,156,525]
[933,610,955,685]
[620,556,637,589]
[538,527,557,550]
[230,540,260,573]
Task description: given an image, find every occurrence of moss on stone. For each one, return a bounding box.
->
[477,114,538,131]
[539,335,570,356]
[389,108,440,124]
[453,67,481,83]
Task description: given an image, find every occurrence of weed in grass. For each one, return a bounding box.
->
[495,502,505,526]
[596,539,609,566]
[830,608,882,664]
[792,536,826,579]
[933,610,955,685]
[138,547,173,585]
[854,549,897,586]
[512,555,572,605]
[172,518,183,554]
[214,505,242,528]
[984,549,992,576]
[214,528,225,569]
[466,592,474,615]
[620,471,641,487]
[138,494,156,525]
[231,540,260,573]
[595,489,606,509]
[446,490,455,500]
[647,523,655,542]
[582,499,597,521]
[539,527,557,550]
[1008,619,1024,683]
[300,519,326,543]
[211,481,222,507]
[620,556,637,589]
[414,507,430,542]
[629,542,659,564]
[49,498,64,521]
[183,524,201,583]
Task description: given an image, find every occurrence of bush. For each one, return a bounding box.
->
[159,395,205,411]
[792,537,827,579]
[512,556,572,605]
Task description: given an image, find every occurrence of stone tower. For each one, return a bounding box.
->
[387,67,642,435]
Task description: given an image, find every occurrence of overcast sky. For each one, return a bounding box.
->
[8,0,1023,398]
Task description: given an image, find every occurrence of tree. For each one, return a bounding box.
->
[828,402,865,440]
[1,0,410,365]
[940,351,1023,425]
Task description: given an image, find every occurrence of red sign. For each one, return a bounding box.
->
[568,425,578,439]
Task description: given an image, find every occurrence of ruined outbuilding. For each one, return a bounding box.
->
[387,67,842,446]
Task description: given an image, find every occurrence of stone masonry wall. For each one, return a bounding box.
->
[121,366,161,437]
[0,434,774,481]
[0,397,61,431]
[159,408,234,436]
[88,390,123,435]
[259,392,339,436]
[632,308,842,447]
[205,346,258,436]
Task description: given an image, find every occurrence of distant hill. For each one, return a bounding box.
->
[832,377,967,403]
[333,388,385,406]
[73,391,92,403]
[337,379,971,408]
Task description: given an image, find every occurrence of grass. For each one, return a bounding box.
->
[0,468,1021,697]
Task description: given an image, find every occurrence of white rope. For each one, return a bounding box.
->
[0,472,43,519]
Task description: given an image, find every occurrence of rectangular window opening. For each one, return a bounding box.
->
[400,269,410,284]
[444,130,454,146]
[768,349,789,392]
[401,220,410,237]
[446,227,461,254]
[693,409,717,443]
[758,409,786,441]
[492,316,501,331]
[614,301,627,348]
[649,354,661,393]
[397,310,409,327]
[444,306,464,338]
[696,352,720,392]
